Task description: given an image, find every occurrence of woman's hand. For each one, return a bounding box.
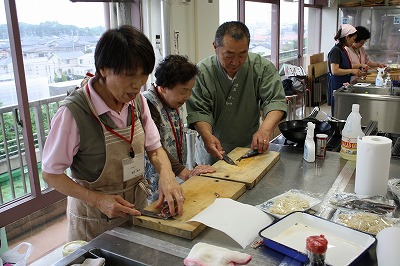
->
[352,68,364,76]
[156,170,185,216]
[148,147,185,216]
[95,194,141,219]
[178,165,216,181]
[190,165,216,176]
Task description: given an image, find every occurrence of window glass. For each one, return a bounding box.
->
[15,0,105,102]
[0,0,105,204]
[279,0,299,69]
[245,1,273,62]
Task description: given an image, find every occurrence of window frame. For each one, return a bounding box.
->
[238,0,324,67]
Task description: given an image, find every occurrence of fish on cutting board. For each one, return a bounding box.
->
[237,149,260,161]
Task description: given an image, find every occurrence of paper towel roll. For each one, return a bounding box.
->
[376,227,400,266]
[355,136,392,196]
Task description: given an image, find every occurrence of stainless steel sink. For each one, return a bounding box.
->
[53,232,184,266]
[344,86,400,96]
[64,248,150,266]
[334,86,400,134]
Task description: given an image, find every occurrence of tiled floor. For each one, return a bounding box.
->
[7,215,67,265]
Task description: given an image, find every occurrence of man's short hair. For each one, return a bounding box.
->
[214,21,250,48]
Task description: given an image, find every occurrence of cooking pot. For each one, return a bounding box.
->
[278,119,331,143]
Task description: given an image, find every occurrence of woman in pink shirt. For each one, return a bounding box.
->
[41,25,184,241]
[346,26,387,70]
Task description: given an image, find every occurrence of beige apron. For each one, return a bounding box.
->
[67,90,147,242]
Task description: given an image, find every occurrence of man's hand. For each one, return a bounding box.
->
[194,121,224,160]
[251,130,270,153]
[203,134,224,160]
[252,110,285,153]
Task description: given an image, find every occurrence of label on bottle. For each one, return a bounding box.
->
[340,137,358,156]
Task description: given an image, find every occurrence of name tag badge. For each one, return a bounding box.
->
[122,152,144,182]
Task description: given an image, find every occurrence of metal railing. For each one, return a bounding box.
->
[0,95,65,205]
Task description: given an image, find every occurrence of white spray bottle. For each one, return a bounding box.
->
[304,122,315,163]
[375,68,384,87]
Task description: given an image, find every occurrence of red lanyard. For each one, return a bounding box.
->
[155,88,183,163]
[86,84,136,158]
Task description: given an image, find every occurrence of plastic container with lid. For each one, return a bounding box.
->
[340,104,365,161]
[62,240,87,257]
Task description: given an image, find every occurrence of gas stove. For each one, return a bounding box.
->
[272,121,400,158]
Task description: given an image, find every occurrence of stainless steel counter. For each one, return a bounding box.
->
[55,144,400,266]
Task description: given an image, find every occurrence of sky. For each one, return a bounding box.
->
[2,0,299,28]
[1,0,105,28]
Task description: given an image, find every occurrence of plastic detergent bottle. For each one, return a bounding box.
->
[385,73,392,88]
[304,122,315,163]
[375,68,384,87]
[340,104,365,161]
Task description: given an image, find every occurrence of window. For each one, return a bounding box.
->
[245,1,274,63]
[279,0,299,69]
[219,0,323,69]
[303,7,321,68]
[0,0,106,227]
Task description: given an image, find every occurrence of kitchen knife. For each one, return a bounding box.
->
[102,208,175,221]
[222,153,237,166]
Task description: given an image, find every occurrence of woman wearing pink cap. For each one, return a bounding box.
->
[328,24,364,115]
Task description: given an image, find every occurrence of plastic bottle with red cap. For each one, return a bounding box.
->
[306,234,328,266]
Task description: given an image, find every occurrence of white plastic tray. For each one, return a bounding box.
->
[259,212,376,265]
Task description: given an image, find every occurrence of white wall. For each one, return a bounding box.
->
[321,3,339,60]
[141,0,219,123]
[143,0,218,65]
[193,0,219,62]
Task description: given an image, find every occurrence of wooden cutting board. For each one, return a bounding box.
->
[133,175,246,239]
[202,147,280,189]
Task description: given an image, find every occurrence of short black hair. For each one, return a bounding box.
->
[94,25,155,77]
[355,26,371,42]
[155,55,199,88]
[214,21,250,48]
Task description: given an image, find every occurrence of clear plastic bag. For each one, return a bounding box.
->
[329,192,396,216]
[388,178,400,202]
[332,208,400,235]
[256,189,323,218]
[1,242,33,266]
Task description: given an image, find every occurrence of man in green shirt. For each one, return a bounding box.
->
[186,21,287,165]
